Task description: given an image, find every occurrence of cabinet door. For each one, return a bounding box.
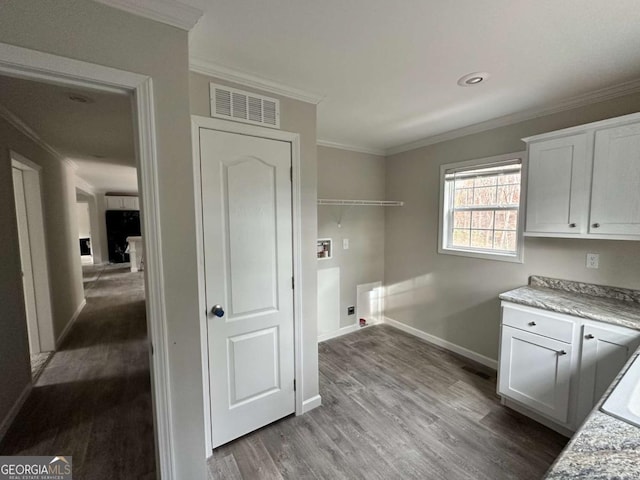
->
[591,123,640,235]
[106,196,124,210]
[525,133,589,234]
[123,197,139,210]
[499,325,573,423]
[576,323,640,423]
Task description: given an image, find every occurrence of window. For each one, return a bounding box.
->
[439,152,525,262]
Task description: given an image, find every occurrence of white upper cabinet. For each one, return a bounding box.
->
[105,195,139,211]
[526,134,589,234]
[523,112,640,240]
[591,123,640,236]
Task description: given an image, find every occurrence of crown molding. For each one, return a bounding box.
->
[317,139,385,156]
[93,0,203,31]
[0,103,78,171]
[190,57,325,105]
[75,176,97,196]
[386,77,640,156]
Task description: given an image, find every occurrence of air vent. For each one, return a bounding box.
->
[210,83,280,129]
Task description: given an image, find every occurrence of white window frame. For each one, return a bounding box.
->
[438,151,527,263]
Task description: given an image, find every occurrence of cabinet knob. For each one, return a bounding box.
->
[557,350,567,356]
[592,223,600,228]
[585,334,595,339]
[569,223,577,228]
[528,321,537,326]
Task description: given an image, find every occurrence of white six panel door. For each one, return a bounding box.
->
[199,128,295,448]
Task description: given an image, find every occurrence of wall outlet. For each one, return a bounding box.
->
[347,306,355,315]
[586,253,599,269]
[343,238,349,250]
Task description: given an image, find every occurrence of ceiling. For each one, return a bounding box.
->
[186,0,640,153]
[0,75,137,192]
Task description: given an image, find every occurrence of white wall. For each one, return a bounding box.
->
[76,201,91,238]
[385,91,640,362]
[317,146,386,329]
[0,2,206,477]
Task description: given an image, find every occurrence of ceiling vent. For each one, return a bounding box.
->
[210,83,280,129]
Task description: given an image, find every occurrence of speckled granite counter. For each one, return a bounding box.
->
[499,276,640,479]
[499,276,640,331]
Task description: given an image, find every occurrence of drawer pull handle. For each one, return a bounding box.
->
[592,223,600,228]
[585,334,595,339]
[557,350,567,356]
[528,321,537,326]
[569,223,577,228]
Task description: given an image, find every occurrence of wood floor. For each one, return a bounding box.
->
[209,325,568,480]
[0,265,155,479]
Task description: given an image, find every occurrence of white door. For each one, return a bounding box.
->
[577,323,640,423]
[591,122,640,235]
[499,326,572,423]
[525,133,589,234]
[12,167,41,355]
[200,128,295,448]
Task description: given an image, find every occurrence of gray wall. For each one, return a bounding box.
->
[190,73,320,404]
[317,146,386,328]
[385,92,640,362]
[0,1,206,477]
[0,116,85,429]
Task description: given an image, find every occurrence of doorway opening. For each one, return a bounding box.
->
[0,45,173,478]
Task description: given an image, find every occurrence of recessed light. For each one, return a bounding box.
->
[457,72,490,87]
[67,93,94,104]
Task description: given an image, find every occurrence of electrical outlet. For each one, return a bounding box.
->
[347,306,355,315]
[343,238,349,250]
[586,253,599,269]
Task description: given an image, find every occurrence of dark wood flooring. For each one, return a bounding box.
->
[208,324,568,480]
[0,265,155,479]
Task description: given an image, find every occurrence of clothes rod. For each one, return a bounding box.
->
[317,199,404,207]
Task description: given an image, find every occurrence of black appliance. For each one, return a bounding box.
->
[106,210,141,263]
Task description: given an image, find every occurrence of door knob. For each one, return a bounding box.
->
[585,334,595,339]
[592,223,600,228]
[569,223,577,228]
[211,305,225,317]
[557,350,567,356]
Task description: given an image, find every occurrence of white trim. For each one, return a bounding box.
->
[11,151,56,353]
[301,395,322,413]
[386,77,640,155]
[0,41,177,480]
[0,383,32,442]
[55,299,86,349]
[318,324,361,342]
[190,115,305,452]
[317,139,385,156]
[437,151,526,264]
[383,316,498,370]
[75,176,96,195]
[92,0,203,31]
[190,57,324,105]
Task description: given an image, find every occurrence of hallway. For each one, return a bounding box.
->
[0,265,155,479]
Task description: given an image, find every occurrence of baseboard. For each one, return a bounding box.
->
[302,395,322,413]
[318,318,383,343]
[0,382,32,441]
[383,316,498,370]
[55,298,86,349]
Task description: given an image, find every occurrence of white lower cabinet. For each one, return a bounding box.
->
[498,302,640,432]
[499,326,572,423]
[576,323,640,422]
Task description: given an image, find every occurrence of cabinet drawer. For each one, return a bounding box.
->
[502,303,575,343]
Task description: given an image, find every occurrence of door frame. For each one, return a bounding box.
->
[191,115,304,455]
[0,42,176,479]
[11,151,55,353]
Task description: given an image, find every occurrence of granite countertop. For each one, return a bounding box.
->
[499,276,640,331]
[499,276,640,479]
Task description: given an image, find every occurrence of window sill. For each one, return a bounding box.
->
[438,246,524,264]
